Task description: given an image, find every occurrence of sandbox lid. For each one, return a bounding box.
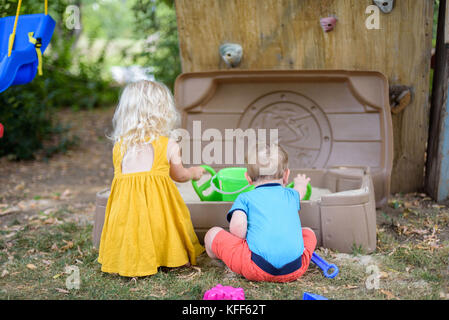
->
[174,70,393,206]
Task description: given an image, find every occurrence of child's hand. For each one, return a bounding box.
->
[190,166,205,181]
[294,174,311,200]
[294,174,310,188]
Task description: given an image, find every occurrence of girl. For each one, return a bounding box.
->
[98,80,205,277]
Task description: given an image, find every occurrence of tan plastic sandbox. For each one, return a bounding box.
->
[93,70,393,254]
[94,166,377,253]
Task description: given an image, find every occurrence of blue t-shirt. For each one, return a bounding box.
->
[227,183,304,275]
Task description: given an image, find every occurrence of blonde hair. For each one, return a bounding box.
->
[246,143,289,182]
[110,80,179,154]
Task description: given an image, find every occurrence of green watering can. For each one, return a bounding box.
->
[192,165,312,202]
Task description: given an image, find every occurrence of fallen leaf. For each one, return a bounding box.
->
[55,288,70,294]
[439,292,449,299]
[42,259,53,266]
[404,201,413,209]
[315,286,329,294]
[61,240,74,251]
[26,264,37,270]
[410,228,429,235]
[344,285,358,289]
[249,282,259,288]
[1,270,9,278]
[60,189,72,200]
[43,218,56,225]
[418,193,427,198]
[0,206,20,216]
[192,266,202,274]
[14,183,25,191]
[380,289,396,300]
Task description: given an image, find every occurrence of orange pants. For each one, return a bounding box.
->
[211,228,317,282]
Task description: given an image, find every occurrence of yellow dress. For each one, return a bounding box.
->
[98,136,204,277]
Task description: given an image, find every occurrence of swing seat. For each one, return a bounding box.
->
[0,13,55,93]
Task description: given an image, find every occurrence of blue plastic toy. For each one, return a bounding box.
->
[0,8,55,93]
[302,292,328,300]
[311,252,339,279]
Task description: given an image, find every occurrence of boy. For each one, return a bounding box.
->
[204,143,317,282]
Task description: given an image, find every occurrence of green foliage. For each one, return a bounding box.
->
[0,83,52,160]
[132,0,181,90]
[82,0,138,40]
[433,0,440,42]
[43,32,120,111]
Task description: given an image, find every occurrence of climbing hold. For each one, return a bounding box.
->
[320,17,338,33]
[374,0,395,14]
[219,43,243,68]
[390,85,413,114]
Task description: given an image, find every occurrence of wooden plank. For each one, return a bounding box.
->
[175,0,434,193]
[426,0,449,202]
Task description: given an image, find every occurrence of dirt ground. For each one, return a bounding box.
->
[1,108,448,300]
[0,108,115,228]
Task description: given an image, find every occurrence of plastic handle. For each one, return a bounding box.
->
[311,252,339,279]
[209,174,252,195]
[191,165,218,201]
[286,182,312,201]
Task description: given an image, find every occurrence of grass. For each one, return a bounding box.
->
[1,197,448,300]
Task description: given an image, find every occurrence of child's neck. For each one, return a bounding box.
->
[252,178,284,188]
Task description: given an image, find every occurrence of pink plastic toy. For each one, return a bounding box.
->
[203,284,245,300]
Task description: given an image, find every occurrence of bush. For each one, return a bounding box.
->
[0,83,53,160]
[42,34,120,111]
[132,0,181,90]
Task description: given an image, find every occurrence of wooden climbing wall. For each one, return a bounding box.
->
[175,0,435,194]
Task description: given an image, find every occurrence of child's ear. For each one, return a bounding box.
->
[245,171,253,185]
[282,169,290,186]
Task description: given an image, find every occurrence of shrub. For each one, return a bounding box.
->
[132,0,181,90]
